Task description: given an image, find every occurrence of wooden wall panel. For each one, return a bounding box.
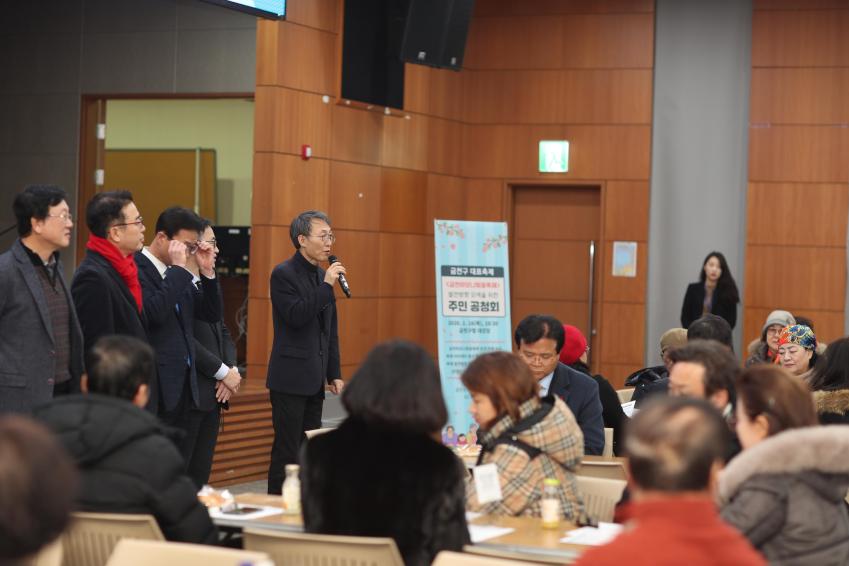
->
[745,246,846,311]
[382,114,429,171]
[752,10,849,68]
[749,126,849,183]
[285,0,339,32]
[603,181,649,241]
[426,175,466,231]
[336,298,380,367]
[252,152,330,226]
[755,0,849,9]
[600,241,647,304]
[513,186,600,240]
[378,233,434,297]
[246,297,272,367]
[256,20,279,86]
[247,225,292,300]
[329,105,383,165]
[380,169,428,233]
[427,118,463,176]
[275,22,336,93]
[747,182,848,246]
[474,0,654,17]
[751,68,849,124]
[327,161,382,231]
[513,240,591,301]
[465,179,505,221]
[255,88,333,157]
[465,69,651,125]
[598,302,645,364]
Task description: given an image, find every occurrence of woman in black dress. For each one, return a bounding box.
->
[681,251,739,330]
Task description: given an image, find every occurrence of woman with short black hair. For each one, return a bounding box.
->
[300,340,469,566]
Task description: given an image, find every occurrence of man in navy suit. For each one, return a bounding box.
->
[266,210,344,494]
[514,314,605,455]
[135,207,221,467]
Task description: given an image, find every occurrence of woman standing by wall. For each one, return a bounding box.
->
[681,251,740,330]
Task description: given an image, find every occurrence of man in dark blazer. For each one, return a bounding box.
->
[188,220,242,488]
[267,210,345,495]
[135,207,221,468]
[72,191,151,406]
[515,314,605,455]
[0,185,84,413]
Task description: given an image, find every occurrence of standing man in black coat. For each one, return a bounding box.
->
[135,207,222,467]
[71,191,150,402]
[266,210,344,495]
[188,219,242,488]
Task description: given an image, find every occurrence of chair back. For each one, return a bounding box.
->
[104,538,272,566]
[305,427,335,439]
[28,538,62,566]
[602,428,614,457]
[244,528,404,566]
[461,546,577,565]
[575,476,627,523]
[62,512,165,566]
[576,458,628,481]
[616,388,634,404]
[435,550,549,565]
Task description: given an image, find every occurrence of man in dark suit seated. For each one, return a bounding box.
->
[514,314,605,455]
[33,335,218,545]
[135,207,222,468]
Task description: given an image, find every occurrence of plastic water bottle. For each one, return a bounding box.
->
[282,464,301,513]
[541,477,561,529]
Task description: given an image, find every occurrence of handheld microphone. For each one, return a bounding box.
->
[327,255,351,298]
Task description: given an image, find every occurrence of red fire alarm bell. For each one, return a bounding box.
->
[301,144,312,160]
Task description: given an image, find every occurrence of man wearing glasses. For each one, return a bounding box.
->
[0,185,84,413]
[73,190,150,403]
[135,207,222,465]
[266,210,345,495]
[514,314,605,455]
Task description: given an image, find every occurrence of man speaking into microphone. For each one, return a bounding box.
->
[266,210,345,494]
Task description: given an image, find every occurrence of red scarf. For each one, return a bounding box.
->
[86,235,143,313]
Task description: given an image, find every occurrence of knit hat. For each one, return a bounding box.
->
[659,328,688,355]
[762,310,796,336]
[559,325,588,365]
[778,324,816,350]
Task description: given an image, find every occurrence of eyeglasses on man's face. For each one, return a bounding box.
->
[113,216,144,228]
[310,232,336,244]
[46,212,73,223]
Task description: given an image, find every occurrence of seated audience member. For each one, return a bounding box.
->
[719,365,849,565]
[668,340,741,460]
[634,314,733,406]
[575,397,765,566]
[560,324,626,456]
[33,335,217,545]
[300,341,469,566]
[794,316,828,354]
[810,337,849,425]
[777,324,818,379]
[745,310,795,367]
[462,351,585,520]
[0,416,78,566]
[514,314,604,455]
[626,327,687,388]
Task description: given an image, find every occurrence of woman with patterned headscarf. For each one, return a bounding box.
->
[777,324,818,379]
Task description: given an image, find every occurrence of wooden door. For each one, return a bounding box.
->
[511,185,601,360]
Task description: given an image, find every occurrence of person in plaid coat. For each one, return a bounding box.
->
[461,351,586,520]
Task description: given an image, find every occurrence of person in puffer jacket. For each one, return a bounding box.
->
[462,351,585,520]
[33,335,218,545]
[719,365,849,566]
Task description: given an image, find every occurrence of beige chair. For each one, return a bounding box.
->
[576,458,628,481]
[28,538,62,566]
[616,388,634,403]
[436,549,551,565]
[61,512,165,566]
[244,528,404,566]
[575,475,627,523]
[461,546,575,565]
[104,538,272,566]
[304,427,334,439]
[602,427,614,457]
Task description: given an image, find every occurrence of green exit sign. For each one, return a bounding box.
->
[538,140,569,173]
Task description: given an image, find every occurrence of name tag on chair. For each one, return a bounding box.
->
[473,463,503,504]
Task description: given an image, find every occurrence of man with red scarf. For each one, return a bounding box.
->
[71,191,152,407]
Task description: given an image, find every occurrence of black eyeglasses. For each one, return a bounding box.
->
[113,216,144,228]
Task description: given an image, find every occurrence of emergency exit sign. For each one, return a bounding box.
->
[538,140,569,173]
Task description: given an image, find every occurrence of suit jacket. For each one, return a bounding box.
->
[135,252,221,413]
[267,251,340,396]
[0,241,84,413]
[681,282,737,329]
[549,362,605,455]
[72,248,152,409]
[193,310,237,412]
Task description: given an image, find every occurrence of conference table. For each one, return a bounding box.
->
[211,493,590,563]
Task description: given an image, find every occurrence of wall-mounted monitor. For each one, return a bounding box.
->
[201,0,286,19]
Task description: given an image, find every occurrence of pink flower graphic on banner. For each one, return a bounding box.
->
[482,234,508,253]
[436,221,465,239]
